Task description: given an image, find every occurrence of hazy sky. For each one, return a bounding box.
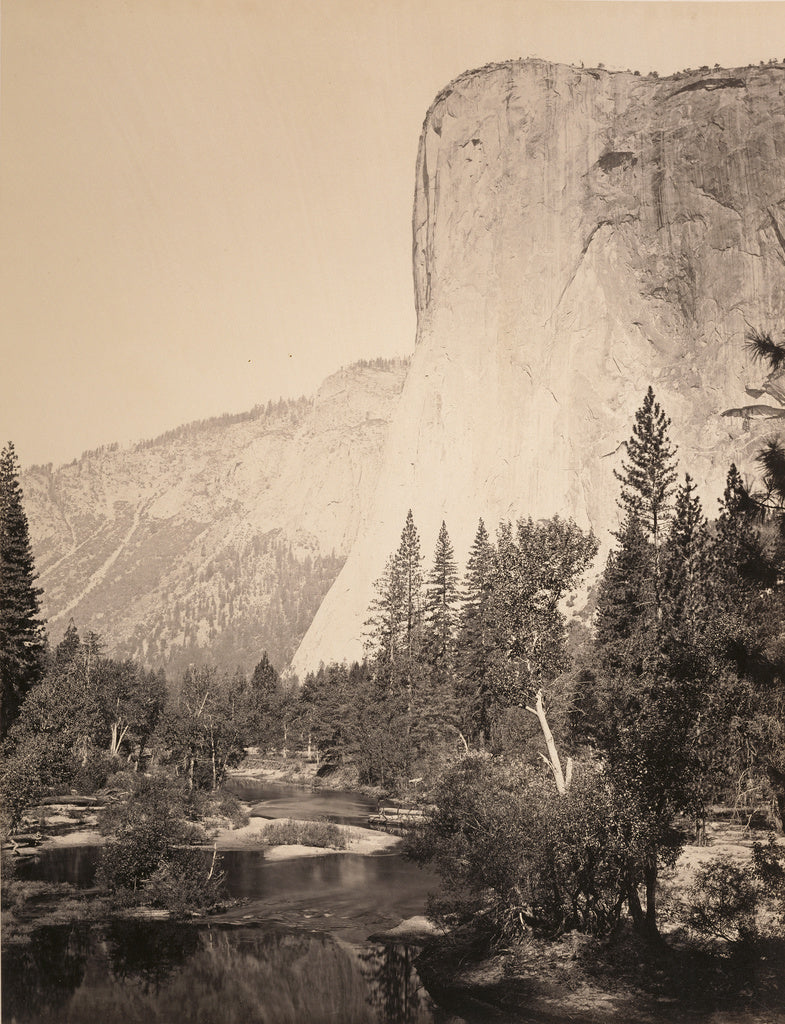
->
[3,0,785,467]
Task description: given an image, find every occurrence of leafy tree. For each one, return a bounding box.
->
[297,662,357,763]
[406,755,654,941]
[159,666,245,790]
[97,774,224,913]
[99,659,166,760]
[485,517,597,711]
[0,442,46,737]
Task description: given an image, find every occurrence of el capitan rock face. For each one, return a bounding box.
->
[292,59,785,673]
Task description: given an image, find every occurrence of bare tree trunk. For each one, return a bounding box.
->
[525,690,568,795]
[644,860,659,937]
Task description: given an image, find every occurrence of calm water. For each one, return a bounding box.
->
[6,785,459,1024]
[223,779,378,827]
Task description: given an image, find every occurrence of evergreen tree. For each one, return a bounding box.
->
[456,519,496,741]
[0,442,46,738]
[54,619,81,670]
[711,464,774,598]
[364,510,424,670]
[662,473,711,644]
[614,386,678,549]
[397,510,424,660]
[593,512,657,676]
[250,651,279,693]
[365,552,406,665]
[423,521,459,667]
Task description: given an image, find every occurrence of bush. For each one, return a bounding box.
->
[211,791,249,829]
[0,733,77,831]
[145,848,225,916]
[260,819,346,850]
[97,775,221,912]
[72,750,115,794]
[687,839,785,945]
[687,858,759,943]
[405,754,654,942]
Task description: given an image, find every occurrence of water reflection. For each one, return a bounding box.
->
[15,846,99,887]
[360,944,431,1024]
[19,848,440,942]
[3,922,439,1024]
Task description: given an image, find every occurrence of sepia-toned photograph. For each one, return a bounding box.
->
[2,1,785,1020]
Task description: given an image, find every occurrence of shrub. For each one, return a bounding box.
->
[751,836,785,932]
[405,754,654,942]
[687,858,759,943]
[0,733,77,831]
[260,819,346,850]
[687,839,785,945]
[97,774,221,912]
[211,791,249,829]
[144,848,225,916]
[72,750,115,794]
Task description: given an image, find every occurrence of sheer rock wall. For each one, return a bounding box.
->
[293,60,785,673]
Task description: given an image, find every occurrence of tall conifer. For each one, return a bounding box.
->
[0,442,46,737]
[456,519,495,740]
[662,473,710,642]
[396,510,424,660]
[615,386,678,549]
[423,521,459,667]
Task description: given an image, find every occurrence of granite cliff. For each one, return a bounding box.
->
[23,359,407,675]
[293,59,785,673]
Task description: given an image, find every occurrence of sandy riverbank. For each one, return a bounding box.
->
[210,816,402,858]
[14,815,400,861]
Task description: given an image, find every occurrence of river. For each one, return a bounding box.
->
[4,784,463,1024]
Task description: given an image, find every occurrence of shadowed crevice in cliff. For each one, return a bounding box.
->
[670,77,746,97]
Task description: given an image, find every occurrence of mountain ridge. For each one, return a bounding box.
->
[23,358,409,675]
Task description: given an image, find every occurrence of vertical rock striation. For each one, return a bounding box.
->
[293,59,785,674]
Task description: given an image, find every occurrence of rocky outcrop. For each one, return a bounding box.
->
[293,60,785,673]
[23,360,407,674]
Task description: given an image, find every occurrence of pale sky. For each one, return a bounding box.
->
[3,0,785,467]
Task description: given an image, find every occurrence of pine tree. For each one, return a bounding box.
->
[662,473,710,643]
[456,519,496,740]
[593,513,657,675]
[711,464,774,597]
[0,442,46,737]
[615,386,678,549]
[365,553,405,665]
[397,510,424,660]
[364,510,423,667]
[423,521,459,667]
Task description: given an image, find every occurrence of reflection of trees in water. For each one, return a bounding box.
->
[359,943,431,1024]
[2,923,91,1022]
[105,919,201,989]
[6,924,380,1023]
